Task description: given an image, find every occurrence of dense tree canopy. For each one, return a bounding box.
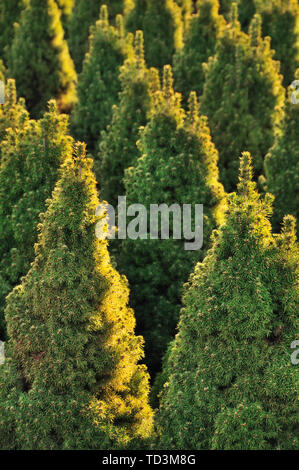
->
[158,153,299,450]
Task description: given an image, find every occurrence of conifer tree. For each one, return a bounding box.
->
[7,0,77,118]
[256,0,299,88]
[56,0,74,28]
[120,65,225,375]
[173,0,225,105]
[0,143,153,450]
[0,79,29,163]
[71,7,130,155]
[125,0,183,69]
[264,74,299,235]
[201,7,285,192]
[0,101,72,339]
[100,1,134,21]
[0,0,25,64]
[67,0,101,72]
[98,31,155,207]
[158,153,299,450]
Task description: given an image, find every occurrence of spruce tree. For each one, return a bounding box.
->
[71,7,130,155]
[0,143,153,450]
[0,0,25,64]
[264,74,299,235]
[173,0,225,105]
[0,101,72,340]
[7,0,77,118]
[99,1,134,21]
[98,31,155,207]
[256,0,299,88]
[120,65,225,376]
[125,0,183,69]
[219,0,255,30]
[201,6,285,192]
[158,153,299,450]
[56,0,74,28]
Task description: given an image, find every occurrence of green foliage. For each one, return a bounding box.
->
[0,100,72,340]
[67,0,101,72]
[158,153,299,450]
[0,79,28,164]
[99,1,134,21]
[125,0,183,69]
[219,0,255,30]
[7,0,77,118]
[201,8,285,191]
[264,75,299,235]
[219,1,299,87]
[0,0,25,64]
[173,0,225,105]
[56,0,74,28]
[256,0,299,87]
[98,31,155,207]
[119,66,226,376]
[71,7,130,155]
[0,143,153,450]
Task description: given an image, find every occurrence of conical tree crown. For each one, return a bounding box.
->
[0,142,153,450]
[200,6,285,191]
[174,0,225,105]
[120,65,225,376]
[98,30,156,206]
[71,7,131,155]
[158,152,298,450]
[264,70,299,234]
[7,0,77,118]
[125,0,183,69]
[0,101,72,340]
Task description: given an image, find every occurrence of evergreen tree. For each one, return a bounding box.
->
[125,0,183,69]
[173,0,225,105]
[264,74,299,235]
[120,65,225,376]
[0,0,25,64]
[0,142,153,450]
[100,1,134,21]
[201,7,285,192]
[7,0,77,118]
[0,101,72,340]
[98,30,155,207]
[158,153,299,450]
[256,0,299,88]
[67,0,101,72]
[71,7,130,155]
[0,79,29,164]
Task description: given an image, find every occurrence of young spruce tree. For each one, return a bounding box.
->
[264,72,299,235]
[71,6,130,155]
[7,0,77,118]
[158,153,299,450]
[173,0,225,105]
[200,6,285,192]
[125,0,183,69]
[0,101,72,340]
[120,65,225,376]
[0,143,153,450]
[98,30,155,207]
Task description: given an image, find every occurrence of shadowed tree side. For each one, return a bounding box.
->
[119,65,226,377]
